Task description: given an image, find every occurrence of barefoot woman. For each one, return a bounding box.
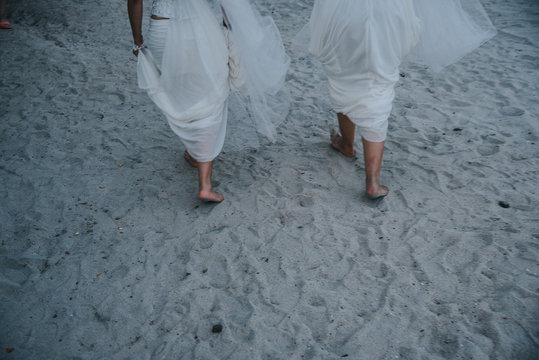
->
[309,0,420,199]
[308,0,496,200]
[127,0,231,202]
[128,0,289,203]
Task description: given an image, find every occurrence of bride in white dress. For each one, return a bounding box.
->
[127,0,289,202]
[307,0,496,199]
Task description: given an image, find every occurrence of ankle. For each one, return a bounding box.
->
[341,140,354,153]
[365,176,381,189]
[366,181,387,195]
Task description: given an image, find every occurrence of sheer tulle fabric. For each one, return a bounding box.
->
[306,0,496,142]
[409,0,497,72]
[144,19,228,162]
[138,1,229,162]
[220,0,291,141]
[137,0,290,162]
[308,0,420,142]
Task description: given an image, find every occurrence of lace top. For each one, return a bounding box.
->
[152,0,174,18]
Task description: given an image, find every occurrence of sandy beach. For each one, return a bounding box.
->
[1,0,538,359]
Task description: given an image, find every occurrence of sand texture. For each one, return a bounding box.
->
[1,0,538,359]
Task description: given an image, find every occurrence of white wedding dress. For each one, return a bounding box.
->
[309,0,420,142]
[137,0,290,161]
[308,0,496,142]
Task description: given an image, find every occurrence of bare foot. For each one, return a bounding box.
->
[184,150,198,168]
[330,131,355,158]
[199,189,224,203]
[366,185,389,200]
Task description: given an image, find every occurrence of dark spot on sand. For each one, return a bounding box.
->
[453,128,463,132]
[498,201,510,208]
[212,324,223,333]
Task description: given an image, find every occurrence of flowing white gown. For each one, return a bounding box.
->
[309,0,420,142]
[137,0,290,162]
[408,0,497,72]
[308,0,496,142]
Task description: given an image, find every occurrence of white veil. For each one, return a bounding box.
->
[137,0,230,129]
[219,0,291,142]
[137,0,290,152]
[293,0,497,73]
[408,0,497,71]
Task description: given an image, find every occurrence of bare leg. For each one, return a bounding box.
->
[184,150,198,168]
[330,113,388,199]
[330,113,356,158]
[197,161,224,203]
[362,138,389,199]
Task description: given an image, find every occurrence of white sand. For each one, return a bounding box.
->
[1,0,538,359]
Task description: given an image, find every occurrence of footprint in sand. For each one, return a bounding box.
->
[298,195,314,208]
[477,144,500,156]
[308,296,326,307]
[499,106,525,117]
[404,126,419,133]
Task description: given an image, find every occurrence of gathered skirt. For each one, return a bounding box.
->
[138,0,230,162]
[309,0,420,142]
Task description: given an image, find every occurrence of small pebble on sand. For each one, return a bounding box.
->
[212,324,223,333]
[498,201,510,208]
